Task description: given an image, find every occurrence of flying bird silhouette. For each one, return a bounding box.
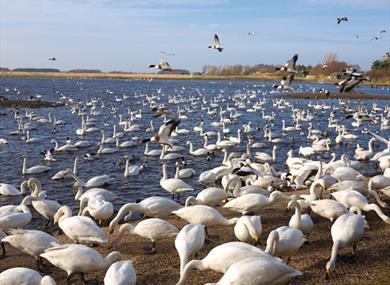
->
[275,54,298,73]
[337,16,348,24]
[148,60,173,71]
[208,34,224,52]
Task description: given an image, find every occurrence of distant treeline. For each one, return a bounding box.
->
[12,68,61,72]
[365,57,390,82]
[202,64,311,76]
[68,69,102,73]
[158,69,191,75]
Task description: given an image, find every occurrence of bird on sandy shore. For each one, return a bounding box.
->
[141,119,181,148]
[148,60,173,71]
[337,16,348,24]
[275,54,298,73]
[208,34,224,52]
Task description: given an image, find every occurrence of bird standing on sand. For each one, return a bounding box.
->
[208,34,224,52]
[141,119,181,148]
[148,60,173,71]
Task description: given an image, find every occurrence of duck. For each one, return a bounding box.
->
[175,224,205,276]
[234,215,262,244]
[160,162,193,199]
[325,207,366,278]
[0,180,28,196]
[104,260,137,285]
[265,226,307,263]
[205,256,302,285]
[41,244,121,283]
[110,218,178,253]
[287,198,313,237]
[173,205,239,236]
[1,229,58,269]
[109,197,182,231]
[0,267,56,285]
[223,191,289,215]
[177,242,276,285]
[21,155,50,175]
[54,205,108,244]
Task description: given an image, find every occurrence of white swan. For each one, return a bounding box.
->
[175,224,205,275]
[354,138,376,160]
[234,215,262,244]
[0,205,31,231]
[177,241,277,285]
[331,190,390,223]
[255,145,277,162]
[110,218,178,253]
[186,141,208,157]
[204,256,302,285]
[21,155,50,175]
[1,229,58,268]
[175,161,195,179]
[80,194,114,225]
[54,205,108,244]
[69,172,112,188]
[223,191,289,215]
[144,142,161,156]
[0,267,56,285]
[287,199,313,237]
[173,205,238,236]
[265,226,306,261]
[124,155,146,177]
[51,157,78,180]
[325,208,366,278]
[104,260,137,285]
[41,244,121,283]
[160,162,193,198]
[309,199,348,223]
[0,181,28,196]
[109,197,182,231]
[185,187,228,207]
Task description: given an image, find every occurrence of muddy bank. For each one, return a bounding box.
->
[0,98,64,108]
[276,93,390,100]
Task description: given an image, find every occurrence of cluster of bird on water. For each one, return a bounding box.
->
[0,79,390,285]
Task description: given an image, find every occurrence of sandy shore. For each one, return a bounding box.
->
[1,191,389,285]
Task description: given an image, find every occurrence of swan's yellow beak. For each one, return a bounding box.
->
[254,235,260,242]
[387,221,390,225]
[109,228,114,234]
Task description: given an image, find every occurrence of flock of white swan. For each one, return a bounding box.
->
[0,81,390,285]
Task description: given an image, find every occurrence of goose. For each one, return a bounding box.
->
[265,226,306,262]
[110,218,178,253]
[0,203,32,229]
[141,119,180,148]
[80,195,114,225]
[175,224,205,276]
[1,229,58,269]
[160,162,193,198]
[175,161,195,179]
[325,207,366,278]
[27,178,61,222]
[173,205,238,236]
[185,186,228,207]
[208,34,224,52]
[223,192,289,215]
[21,155,50,174]
[0,267,56,285]
[54,205,108,244]
[51,157,78,180]
[275,54,298,73]
[331,190,390,223]
[287,199,313,237]
[41,244,121,284]
[124,155,146,177]
[234,215,262,244]
[177,242,276,285]
[186,141,208,157]
[0,180,28,196]
[205,256,302,285]
[109,197,182,231]
[148,59,173,71]
[255,145,277,162]
[104,260,137,285]
[144,142,162,156]
[41,149,55,162]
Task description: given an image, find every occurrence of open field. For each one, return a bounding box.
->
[1,192,389,285]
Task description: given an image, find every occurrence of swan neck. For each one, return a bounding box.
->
[124,158,129,177]
[73,157,78,176]
[177,260,205,285]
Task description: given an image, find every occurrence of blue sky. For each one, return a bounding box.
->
[0,0,389,72]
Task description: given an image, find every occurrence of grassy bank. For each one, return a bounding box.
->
[1,71,389,86]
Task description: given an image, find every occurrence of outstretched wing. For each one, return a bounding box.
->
[287,54,298,71]
[158,119,181,137]
[285,74,295,86]
[214,34,221,46]
[368,131,389,145]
